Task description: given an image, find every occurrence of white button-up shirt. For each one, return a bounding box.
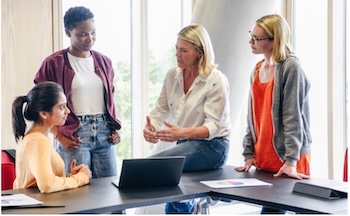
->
[150,67,231,140]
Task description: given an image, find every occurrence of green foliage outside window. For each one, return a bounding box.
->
[113,47,176,160]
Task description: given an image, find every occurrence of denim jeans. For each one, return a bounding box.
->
[151,137,229,214]
[57,114,117,178]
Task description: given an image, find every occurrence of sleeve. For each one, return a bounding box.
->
[27,135,89,193]
[242,69,256,160]
[280,57,309,166]
[202,72,230,140]
[33,58,57,84]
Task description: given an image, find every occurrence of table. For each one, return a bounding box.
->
[180,166,348,214]
[1,176,209,214]
[2,166,348,214]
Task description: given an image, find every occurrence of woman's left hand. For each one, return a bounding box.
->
[273,163,310,179]
[69,159,84,175]
[109,130,121,145]
[155,121,182,142]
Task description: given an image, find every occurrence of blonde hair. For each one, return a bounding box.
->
[256,14,294,64]
[177,24,218,76]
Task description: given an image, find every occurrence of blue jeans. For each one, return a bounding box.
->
[151,137,229,214]
[57,114,117,178]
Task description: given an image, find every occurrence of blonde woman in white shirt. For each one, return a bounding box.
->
[143,24,231,214]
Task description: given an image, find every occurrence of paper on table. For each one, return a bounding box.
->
[200,178,272,188]
[1,193,43,207]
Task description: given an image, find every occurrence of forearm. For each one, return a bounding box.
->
[182,126,209,140]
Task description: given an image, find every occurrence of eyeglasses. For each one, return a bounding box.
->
[248,31,273,44]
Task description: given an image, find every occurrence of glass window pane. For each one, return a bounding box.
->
[147,0,191,153]
[147,0,191,108]
[294,0,328,179]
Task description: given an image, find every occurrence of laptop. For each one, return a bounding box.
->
[111,156,186,189]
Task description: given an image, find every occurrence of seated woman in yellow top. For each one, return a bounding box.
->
[12,81,92,193]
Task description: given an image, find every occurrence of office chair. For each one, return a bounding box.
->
[344,147,348,182]
[1,149,16,190]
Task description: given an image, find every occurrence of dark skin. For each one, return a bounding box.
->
[52,18,120,151]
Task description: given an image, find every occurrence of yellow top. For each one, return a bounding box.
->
[13,132,89,193]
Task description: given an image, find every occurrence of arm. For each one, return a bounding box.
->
[236,70,256,172]
[50,126,81,151]
[201,71,231,140]
[278,58,310,166]
[27,134,90,193]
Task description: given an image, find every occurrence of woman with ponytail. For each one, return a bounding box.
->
[12,81,92,193]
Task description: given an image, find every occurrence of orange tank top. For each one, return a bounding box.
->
[252,62,310,175]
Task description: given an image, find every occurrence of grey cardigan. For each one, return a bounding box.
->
[242,55,312,167]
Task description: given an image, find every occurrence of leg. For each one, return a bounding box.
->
[90,116,117,178]
[165,199,196,214]
[152,138,229,214]
[151,138,229,172]
[56,121,92,175]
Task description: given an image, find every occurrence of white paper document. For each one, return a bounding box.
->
[1,193,43,207]
[200,178,272,188]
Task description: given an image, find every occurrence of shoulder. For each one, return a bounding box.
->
[279,55,302,69]
[22,133,51,149]
[42,49,67,62]
[18,133,51,159]
[277,55,305,77]
[91,50,112,62]
[277,55,309,85]
[165,67,180,79]
[208,69,229,83]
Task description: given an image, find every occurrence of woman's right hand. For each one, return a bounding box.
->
[56,132,82,151]
[143,116,158,143]
[235,158,260,172]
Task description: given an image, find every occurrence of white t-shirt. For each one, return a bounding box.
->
[68,53,105,116]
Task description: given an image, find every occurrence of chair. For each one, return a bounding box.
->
[1,149,16,190]
[344,148,348,182]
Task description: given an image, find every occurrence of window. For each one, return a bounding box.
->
[293,0,347,180]
[62,0,191,163]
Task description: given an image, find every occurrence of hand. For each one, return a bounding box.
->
[273,163,310,179]
[143,116,158,143]
[79,165,92,179]
[109,130,121,145]
[234,158,260,172]
[69,159,84,175]
[155,121,182,142]
[56,133,81,151]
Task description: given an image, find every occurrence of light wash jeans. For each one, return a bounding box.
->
[56,114,117,179]
[151,137,229,214]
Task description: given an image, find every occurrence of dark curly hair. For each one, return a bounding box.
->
[64,6,94,30]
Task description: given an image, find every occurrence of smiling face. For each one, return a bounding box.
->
[249,24,274,56]
[175,38,201,70]
[65,19,96,57]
